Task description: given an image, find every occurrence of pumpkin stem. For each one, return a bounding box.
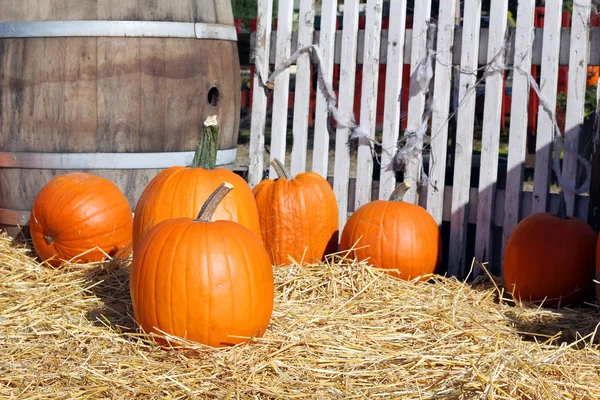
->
[189,115,219,169]
[195,182,234,222]
[44,234,54,245]
[557,191,568,219]
[270,158,292,179]
[389,181,411,202]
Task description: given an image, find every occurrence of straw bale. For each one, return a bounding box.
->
[1,232,599,399]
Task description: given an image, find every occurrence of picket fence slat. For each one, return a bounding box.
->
[248,0,273,187]
[268,0,294,177]
[290,0,315,176]
[502,0,536,256]
[532,0,563,214]
[311,0,337,177]
[378,0,407,200]
[447,0,482,277]
[563,0,592,216]
[402,0,432,204]
[425,0,457,226]
[354,0,384,210]
[473,0,509,270]
[333,0,360,228]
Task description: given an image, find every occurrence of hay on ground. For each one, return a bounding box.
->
[1,232,599,399]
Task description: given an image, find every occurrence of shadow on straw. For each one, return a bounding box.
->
[83,256,138,333]
[474,260,600,347]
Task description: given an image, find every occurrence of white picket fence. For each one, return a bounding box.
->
[247,0,600,278]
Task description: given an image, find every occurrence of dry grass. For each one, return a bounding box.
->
[1,232,600,399]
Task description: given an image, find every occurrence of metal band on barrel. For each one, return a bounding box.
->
[0,21,237,41]
[0,149,237,169]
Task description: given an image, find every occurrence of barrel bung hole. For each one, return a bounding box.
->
[208,87,220,107]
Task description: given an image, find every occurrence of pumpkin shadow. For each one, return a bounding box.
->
[500,292,600,348]
[83,257,138,333]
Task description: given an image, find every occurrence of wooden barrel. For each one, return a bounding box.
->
[0,1,241,233]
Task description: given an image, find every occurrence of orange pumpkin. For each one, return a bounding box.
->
[504,201,596,306]
[130,183,274,348]
[340,182,441,280]
[30,172,133,266]
[253,159,339,266]
[132,116,261,251]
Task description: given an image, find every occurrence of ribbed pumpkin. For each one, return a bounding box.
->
[504,200,596,306]
[30,172,133,266]
[132,116,261,251]
[340,182,440,280]
[130,183,274,348]
[253,159,339,266]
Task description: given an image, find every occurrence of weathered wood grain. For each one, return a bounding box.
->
[0,1,240,232]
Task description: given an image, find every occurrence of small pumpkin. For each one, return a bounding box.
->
[340,182,441,280]
[132,116,261,251]
[30,172,133,266]
[130,183,274,348]
[504,198,596,306]
[252,159,339,266]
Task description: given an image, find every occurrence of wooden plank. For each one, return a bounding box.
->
[191,0,218,23]
[378,0,407,200]
[402,0,432,203]
[311,0,338,177]
[502,0,536,257]
[474,0,508,269]
[65,1,98,19]
[354,0,384,210]
[212,0,234,25]
[425,0,457,224]
[290,0,315,176]
[139,39,167,151]
[248,0,273,186]
[63,38,98,151]
[333,0,360,227]
[447,0,482,278]
[268,0,294,177]
[562,0,591,216]
[96,0,138,20]
[96,37,141,152]
[532,0,563,214]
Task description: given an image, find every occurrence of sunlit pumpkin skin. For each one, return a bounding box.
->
[132,116,261,251]
[252,159,339,266]
[30,172,133,266]
[130,183,274,348]
[133,167,261,250]
[340,183,441,280]
[504,211,596,306]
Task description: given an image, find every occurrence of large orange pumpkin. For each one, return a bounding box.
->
[132,116,261,251]
[504,201,596,307]
[252,159,339,266]
[30,172,133,266]
[130,183,274,348]
[340,182,440,280]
